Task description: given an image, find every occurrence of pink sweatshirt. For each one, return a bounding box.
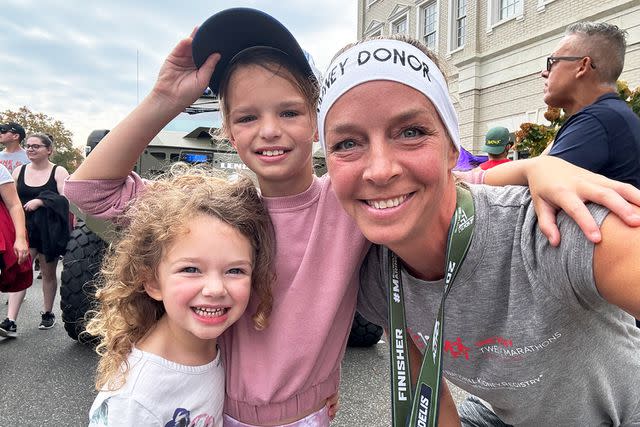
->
[63,174,370,425]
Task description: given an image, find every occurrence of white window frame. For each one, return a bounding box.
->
[364,19,385,38]
[487,0,524,32]
[390,14,409,35]
[536,0,557,12]
[416,0,439,51]
[448,0,467,52]
[366,0,380,8]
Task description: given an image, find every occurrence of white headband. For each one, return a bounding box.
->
[317,39,459,152]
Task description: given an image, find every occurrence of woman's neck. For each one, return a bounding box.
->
[28,159,52,170]
[391,186,458,282]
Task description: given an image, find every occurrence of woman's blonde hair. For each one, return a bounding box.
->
[85,164,275,390]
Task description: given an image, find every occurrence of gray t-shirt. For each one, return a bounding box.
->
[0,149,30,173]
[359,184,640,426]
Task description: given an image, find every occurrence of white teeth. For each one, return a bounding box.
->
[367,195,406,210]
[261,150,285,156]
[193,307,226,317]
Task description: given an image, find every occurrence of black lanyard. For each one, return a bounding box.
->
[388,186,475,427]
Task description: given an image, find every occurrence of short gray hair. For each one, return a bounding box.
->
[565,21,627,84]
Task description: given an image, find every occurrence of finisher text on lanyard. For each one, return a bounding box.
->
[388,186,474,427]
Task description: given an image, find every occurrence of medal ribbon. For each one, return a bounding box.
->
[388,186,475,427]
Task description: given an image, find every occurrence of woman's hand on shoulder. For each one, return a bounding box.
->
[524,156,640,246]
[151,29,220,109]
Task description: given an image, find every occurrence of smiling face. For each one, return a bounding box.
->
[225,64,317,197]
[144,213,253,353]
[324,80,458,254]
[25,136,52,161]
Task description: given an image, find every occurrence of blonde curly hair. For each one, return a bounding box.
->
[85,164,275,390]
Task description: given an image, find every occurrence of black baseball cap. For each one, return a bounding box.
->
[0,122,26,140]
[192,8,316,96]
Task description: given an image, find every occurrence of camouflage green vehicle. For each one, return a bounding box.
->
[59,95,382,347]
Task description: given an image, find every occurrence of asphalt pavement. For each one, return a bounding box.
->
[0,265,466,426]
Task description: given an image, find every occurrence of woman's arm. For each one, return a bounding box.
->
[69,32,219,181]
[481,156,640,246]
[11,164,22,181]
[54,165,69,195]
[0,182,29,264]
[593,207,640,319]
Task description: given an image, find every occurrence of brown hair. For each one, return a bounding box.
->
[86,164,275,390]
[25,132,53,148]
[216,47,319,139]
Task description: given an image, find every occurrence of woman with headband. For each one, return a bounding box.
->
[319,35,640,426]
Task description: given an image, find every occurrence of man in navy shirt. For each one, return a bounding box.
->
[542,21,640,189]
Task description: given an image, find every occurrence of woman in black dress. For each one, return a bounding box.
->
[12,133,69,331]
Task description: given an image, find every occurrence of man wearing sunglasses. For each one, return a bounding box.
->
[541,21,640,189]
[0,122,30,174]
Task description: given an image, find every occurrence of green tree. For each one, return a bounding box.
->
[0,106,84,172]
[514,107,566,157]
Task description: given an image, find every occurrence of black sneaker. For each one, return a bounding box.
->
[39,311,56,330]
[0,317,17,338]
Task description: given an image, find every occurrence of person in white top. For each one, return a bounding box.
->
[0,122,30,173]
[86,166,275,427]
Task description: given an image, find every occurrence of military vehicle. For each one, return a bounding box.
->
[59,94,383,347]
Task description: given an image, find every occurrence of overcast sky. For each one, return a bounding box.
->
[0,0,357,148]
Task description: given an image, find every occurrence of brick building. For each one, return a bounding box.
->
[357,0,640,153]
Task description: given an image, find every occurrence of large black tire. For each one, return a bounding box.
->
[60,223,106,343]
[347,311,383,347]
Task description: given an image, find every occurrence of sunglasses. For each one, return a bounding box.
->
[546,56,596,72]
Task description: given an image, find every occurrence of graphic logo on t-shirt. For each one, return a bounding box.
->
[0,159,24,173]
[164,408,215,427]
[475,336,513,348]
[408,327,430,351]
[476,332,562,359]
[445,370,544,390]
[444,337,471,360]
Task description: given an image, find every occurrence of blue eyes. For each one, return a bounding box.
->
[179,266,248,275]
[330,127,427,152]
[332,140,357,151]
[402,128,424,138]
[235,111,300,124]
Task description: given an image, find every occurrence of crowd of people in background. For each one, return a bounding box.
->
[0,122,70,338]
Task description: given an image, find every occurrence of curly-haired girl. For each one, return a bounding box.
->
[87,166,274,427]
